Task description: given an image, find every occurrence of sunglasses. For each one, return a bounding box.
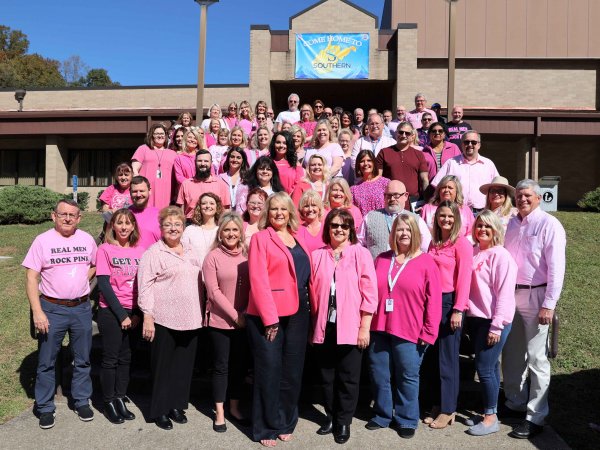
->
[397,130,412,136]
[430,129,444,135]
[463,140,479,146]
[330,223,351,230]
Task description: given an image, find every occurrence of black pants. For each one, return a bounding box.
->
[315,323,363,426]
[208,327,248,403]
[97,307,134,403]
[150,324,198,418]
[246,292,309,441]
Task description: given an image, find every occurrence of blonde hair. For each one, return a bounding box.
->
[310,119,336,148]
[229,126,248,148]
[431,175,465,206]
[158,206,185,227]
[258,192,299,232]
[324,178,353,209]
[290,124,306,149]
[298,189,324,220]
[484,188,514,217]
[472,209,505,247]
[251,125,272,149]
[183,128,206,152]
[302,153,330,183]
[239,100,254,121]
[389,213,421,257]
[214,212,247,256]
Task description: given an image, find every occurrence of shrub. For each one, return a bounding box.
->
[577,186,600,212]
[96,189,105,211]
[0,186,90,224]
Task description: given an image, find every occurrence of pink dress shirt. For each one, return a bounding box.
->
[370,251,442,345]
[431,154,499,209]
[504,207,566,310]
[137,239,203,330]
[420,203,474,240]
[468,245,517,334]
[173,151,196,186]
[310,245,378,345]
[428,236,473,311]
[422,142,462,180]
[202,245,249,330]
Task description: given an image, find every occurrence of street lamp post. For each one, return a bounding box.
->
[447,0,458,114]
[194,0,219,124]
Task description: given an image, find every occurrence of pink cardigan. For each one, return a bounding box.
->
[310,245,378,345]
[422,142,461,180]
[247,227,312,326]
[202,245,249,330]
[468,245,517,334]
[427,236,473,311]
[371,251,442,345]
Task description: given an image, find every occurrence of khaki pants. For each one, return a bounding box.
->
[501,287,550,426]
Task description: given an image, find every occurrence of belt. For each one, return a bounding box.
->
[515,283,547,290]
[42,295,89,307]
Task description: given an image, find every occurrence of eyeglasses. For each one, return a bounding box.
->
[397,130,412,136]
[330,223,350,230]
[161,222,184,229]
[314,104,323,109]
[229,107,237,110]
[289,99,299,103]
[430,129,444,135]
[257,116,266,121]
[55,212,80,219]
[463,140,479,146]
[325,112,333,117]
[385,192,407,199]
[422,118,433,122]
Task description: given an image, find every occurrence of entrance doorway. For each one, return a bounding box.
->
[271,80,395,114]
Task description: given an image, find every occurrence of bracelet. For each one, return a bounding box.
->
[452,309,463,315]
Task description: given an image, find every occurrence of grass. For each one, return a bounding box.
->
[0,211,599,447]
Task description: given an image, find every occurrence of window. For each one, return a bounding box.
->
[68,149,133,187]
[0,150,45,186]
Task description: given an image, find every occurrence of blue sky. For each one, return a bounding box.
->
[3,0,384,86]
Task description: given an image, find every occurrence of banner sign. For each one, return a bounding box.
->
[295,33,370,80]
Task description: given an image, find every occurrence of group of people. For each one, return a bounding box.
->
[23,92,566,446]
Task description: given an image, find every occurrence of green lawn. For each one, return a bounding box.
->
[0,211,598,447]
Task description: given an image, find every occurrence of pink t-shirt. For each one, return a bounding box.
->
[22,229,97,299]
[173,152,196,187]
[96,243,145,310]
[297,224,325,253]
[324,205,363,232]
[131,145,177,210]
[304,143,344,174]
[129,206,161,250]
[99,185,132,210]
[176,176,231,218]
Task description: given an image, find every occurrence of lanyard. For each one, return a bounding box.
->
[384,212,396,232]
[310,181,327,201]
[370,137,380,154]
[388,255,411,293]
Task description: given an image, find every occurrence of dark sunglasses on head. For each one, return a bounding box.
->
[330,223,351,230]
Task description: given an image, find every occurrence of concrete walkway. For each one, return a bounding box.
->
[0,394,569,449]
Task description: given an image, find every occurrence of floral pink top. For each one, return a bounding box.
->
[351,177,391,217]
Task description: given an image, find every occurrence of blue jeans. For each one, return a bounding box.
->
[469,317,512,414]
[368,332,427,429]
[36,298,93,413]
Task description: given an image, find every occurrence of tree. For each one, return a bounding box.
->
[0,25,29,59]
[83,68,120,87]
[10,54,66,88]
[61,55,89,85]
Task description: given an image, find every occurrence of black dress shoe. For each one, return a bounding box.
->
[169,409,187,424]
[398,427,415,439]
[114,397,135,420]
[316,417,333,435]
[103,401,124,424]
[213,419,227,433]
[365,420,384,430]
[155,415,173,430]
[334,424,350,444]
[510,420,543,439]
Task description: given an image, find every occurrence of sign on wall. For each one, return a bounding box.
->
[295,33,370,80]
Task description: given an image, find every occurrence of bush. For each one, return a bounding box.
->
[577,187,600,212]
[96,189,105,211]
[0,186,90,224]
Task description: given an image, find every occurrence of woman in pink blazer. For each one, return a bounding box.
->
[246,192,312,447]
[310,209,378,444]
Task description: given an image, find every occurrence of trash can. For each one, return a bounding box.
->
[539,176,561,212]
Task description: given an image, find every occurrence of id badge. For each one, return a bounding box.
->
[328,307,337,323]
[385,298,394,312]
[156,169,162,179]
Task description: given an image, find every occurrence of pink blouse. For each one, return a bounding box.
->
[351,177,390,216]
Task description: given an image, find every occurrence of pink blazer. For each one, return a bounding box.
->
[247,227,313,326]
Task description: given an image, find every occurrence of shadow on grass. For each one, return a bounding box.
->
[16,350,37,400]
[549,369,600,449]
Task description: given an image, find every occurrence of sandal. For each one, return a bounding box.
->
[423,405,440,425]
[429,413,455,429]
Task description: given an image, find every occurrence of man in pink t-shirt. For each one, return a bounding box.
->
[405,93,438,130]
[128,176,161,250]
[22,199,97,429]
[176,150,230,219]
